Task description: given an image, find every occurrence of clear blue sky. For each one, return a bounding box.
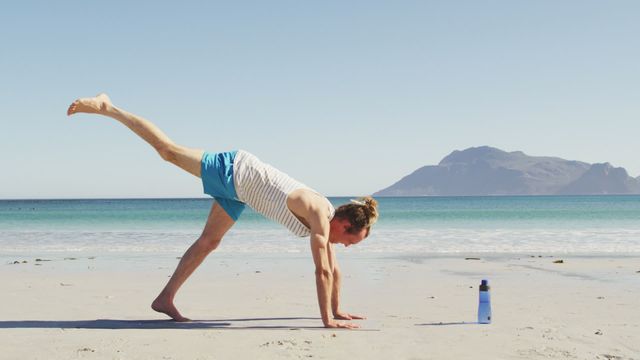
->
[1,0,638,198]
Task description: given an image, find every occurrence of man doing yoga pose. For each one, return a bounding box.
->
[67,94,378,329]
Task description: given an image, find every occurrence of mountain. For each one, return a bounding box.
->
[374,146,640,196]
[558,163,640,195]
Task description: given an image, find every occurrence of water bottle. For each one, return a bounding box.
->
[478,279,492,324]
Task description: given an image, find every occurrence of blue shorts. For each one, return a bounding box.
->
[200,151,246,221]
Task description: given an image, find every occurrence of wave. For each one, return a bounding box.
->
[2,227,640,255]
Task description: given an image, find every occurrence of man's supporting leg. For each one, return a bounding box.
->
[67,93,204,177]
[152,202,236,321]
[68,94,231,321]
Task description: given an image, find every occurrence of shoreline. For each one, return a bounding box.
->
[5,251,640,260]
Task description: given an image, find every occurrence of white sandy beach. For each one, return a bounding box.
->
[2,254,638,359]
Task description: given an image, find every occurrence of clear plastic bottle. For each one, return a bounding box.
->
[478,279,492,324]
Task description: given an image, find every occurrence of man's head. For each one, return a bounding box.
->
[329,196,378,247]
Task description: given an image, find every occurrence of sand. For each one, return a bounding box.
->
[1,254,638,359]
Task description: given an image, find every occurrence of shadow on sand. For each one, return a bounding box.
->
[415,321,479,326]
[0,317,332,330]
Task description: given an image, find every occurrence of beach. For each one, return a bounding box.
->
[2,253,638,359]
[5,0,640,357]
[2,197,640,359]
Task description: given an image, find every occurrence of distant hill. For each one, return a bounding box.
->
[374,146,640,196]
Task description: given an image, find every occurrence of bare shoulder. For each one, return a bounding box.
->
[287,189,331,230]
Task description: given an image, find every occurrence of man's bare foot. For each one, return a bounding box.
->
[151,295,191,322]
[67,93,113,116]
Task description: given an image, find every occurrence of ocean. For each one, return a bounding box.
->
[1,196,640,260]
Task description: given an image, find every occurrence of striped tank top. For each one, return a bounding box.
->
[233,150,335,237]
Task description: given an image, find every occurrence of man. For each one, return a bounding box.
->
[67,94,378,329]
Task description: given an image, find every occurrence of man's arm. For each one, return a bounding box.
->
[308,217,359,328]
[288,190,359,329]
[330,246,341,316]
[310,231,359,328]
[310,233,335,327]
[329,246,366,321]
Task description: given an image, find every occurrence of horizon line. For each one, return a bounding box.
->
[2,194,640,201]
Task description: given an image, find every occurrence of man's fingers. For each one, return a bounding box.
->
[336,322,360,329]
[334,313,353,320]
[326,322,360,329]
[335,312,366,320]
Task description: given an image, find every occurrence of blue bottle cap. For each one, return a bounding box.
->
[479,279,490,291]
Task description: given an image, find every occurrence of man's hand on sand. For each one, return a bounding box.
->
[334,311,366,321]
[325,321,360,329]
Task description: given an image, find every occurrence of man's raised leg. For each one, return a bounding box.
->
[68,94,234,321]
[151,202,235,321]
[67,93,203,177]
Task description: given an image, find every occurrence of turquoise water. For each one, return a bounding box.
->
[1,196,640,256]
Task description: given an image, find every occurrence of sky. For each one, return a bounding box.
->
[1,0,639,199]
